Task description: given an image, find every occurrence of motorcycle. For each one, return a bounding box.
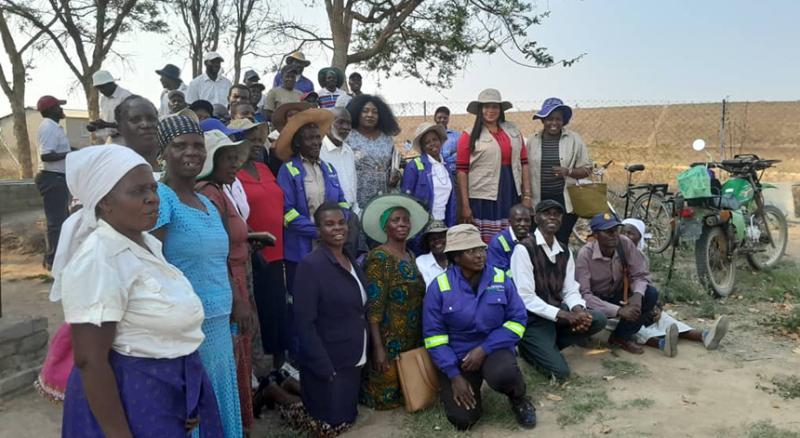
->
[670,139,788,297]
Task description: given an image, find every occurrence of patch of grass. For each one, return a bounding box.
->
[555,386,612,426]
[737,261,800,302]
[757,374,800,400]
[760,306,800,335]
[746,420,800,438]
[621,397,655,409]
[601,359,648,378]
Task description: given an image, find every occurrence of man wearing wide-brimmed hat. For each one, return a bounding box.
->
[156,64,188,117]
[272,51,315,93]
[88,69,132,143]
[275,108,349,285]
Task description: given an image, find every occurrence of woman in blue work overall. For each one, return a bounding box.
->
[422,224,537,431]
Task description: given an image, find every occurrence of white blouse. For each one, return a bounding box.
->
[60,220,205,359]
[349,266,368,367]
[428,154,452,221]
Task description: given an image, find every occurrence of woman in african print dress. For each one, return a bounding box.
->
[359,195,429,409]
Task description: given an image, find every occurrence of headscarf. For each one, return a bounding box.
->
[50,145,150,301]
[157,114,202,150]
[380,207,400,231]
[621,218,651,252]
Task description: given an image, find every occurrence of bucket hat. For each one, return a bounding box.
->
[155,64,182,82]
[273,109,334,162]
[412,122,447,155]
[532,97,573,125]
[444,224,487,253]
[198,129,250,179]
[317,67,345,89]
[361,194,430,243]
[466,88,512,115]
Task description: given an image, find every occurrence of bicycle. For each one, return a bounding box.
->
[571,161,673,254]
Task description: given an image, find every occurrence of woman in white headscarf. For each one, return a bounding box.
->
[620,218,729,358]
[53,145,222,437]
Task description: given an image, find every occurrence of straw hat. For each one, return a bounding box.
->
[466,88,512,115]
[273,109,334,162]
[286,51,311,67]
[198,129,251,179]
[361,194,430,243]
[272,102,313,131]
[444,224,487,253]
[412,122,447,154]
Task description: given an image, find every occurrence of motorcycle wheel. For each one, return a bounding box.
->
[695,226,736,297]
[631,192,673,254]
[746,205,788,270]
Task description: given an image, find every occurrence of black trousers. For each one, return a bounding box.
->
[252,257,289,355]
[608,285,659,339]
[518,306,607,379]
[437,349,527,430]
[34,171,70,268]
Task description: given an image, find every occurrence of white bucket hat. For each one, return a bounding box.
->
[198,129,251,179]
[92,70,117,87]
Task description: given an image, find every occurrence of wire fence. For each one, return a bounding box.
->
[391,99,800,190]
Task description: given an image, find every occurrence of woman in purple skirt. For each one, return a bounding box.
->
[50,145,222,437]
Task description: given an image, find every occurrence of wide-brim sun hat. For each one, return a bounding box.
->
[273,108,334,162]
[412,122,447,154]
[317,67,345,88]
[466,88,512,115]
[361,194,430,243]
[533,97,573,125]
[198,129,251,179]
[287,51,311,67]
[272,102,313,131]
[444,224,487,253]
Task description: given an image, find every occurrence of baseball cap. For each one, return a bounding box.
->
[92,70,117,87]
[243,70,260,82]
[203,52,224,62]
[36,96,67,113]
[589,212,622,232]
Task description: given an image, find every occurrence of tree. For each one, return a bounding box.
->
[275,0,583,89]
[3,0,167,124]
[165,0,279,82]
[0,9,55,178]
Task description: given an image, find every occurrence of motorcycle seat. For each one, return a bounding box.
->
[625,164,645,173]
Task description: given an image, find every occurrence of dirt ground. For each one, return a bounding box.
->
[1,225,799,437]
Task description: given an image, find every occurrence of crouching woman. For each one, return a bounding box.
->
[422,224,536,431]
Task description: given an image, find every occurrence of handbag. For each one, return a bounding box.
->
[567,183,609,218]
[395,347,440,413]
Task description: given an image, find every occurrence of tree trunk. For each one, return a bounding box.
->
[9,96,33,178]
[329,6,352,91]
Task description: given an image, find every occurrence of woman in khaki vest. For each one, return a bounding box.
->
[455,89,532,243]
[526,98,592,244]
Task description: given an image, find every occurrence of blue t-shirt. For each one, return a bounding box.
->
[154,183,232,318]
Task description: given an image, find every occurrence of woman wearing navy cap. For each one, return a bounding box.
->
[526,98,592,244]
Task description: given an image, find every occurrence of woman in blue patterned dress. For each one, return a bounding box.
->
[344,94,401,208]
[151,114,242,438]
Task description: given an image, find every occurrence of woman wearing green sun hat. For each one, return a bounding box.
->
[359,194,430,410]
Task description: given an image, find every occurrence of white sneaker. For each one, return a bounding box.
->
[703,315,729,350]
[661,323,679,357]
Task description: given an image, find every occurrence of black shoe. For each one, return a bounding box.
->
[510,396,537,429]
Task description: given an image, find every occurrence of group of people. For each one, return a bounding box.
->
[31,50,730,438]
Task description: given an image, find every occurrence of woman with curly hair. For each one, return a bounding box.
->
[344,94,401,209]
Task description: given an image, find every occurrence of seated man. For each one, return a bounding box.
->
[486,204,531,272]
[575,213,657,354]
[511,200,607,379]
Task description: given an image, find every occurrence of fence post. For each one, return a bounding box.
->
[718,98,727,160]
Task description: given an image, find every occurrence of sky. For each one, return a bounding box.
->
[2,0,800,117]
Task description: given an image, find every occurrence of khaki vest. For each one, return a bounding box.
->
[525,128,592,212]
[467,122,524,201]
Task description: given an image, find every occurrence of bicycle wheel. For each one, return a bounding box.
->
[631,192,673,254]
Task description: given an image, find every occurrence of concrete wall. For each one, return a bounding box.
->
[0,181,42,214]
[0,316,49,400]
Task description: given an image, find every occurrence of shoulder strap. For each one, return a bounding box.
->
[616,243,630,304]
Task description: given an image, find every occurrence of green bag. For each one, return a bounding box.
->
[677,165,711,199]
